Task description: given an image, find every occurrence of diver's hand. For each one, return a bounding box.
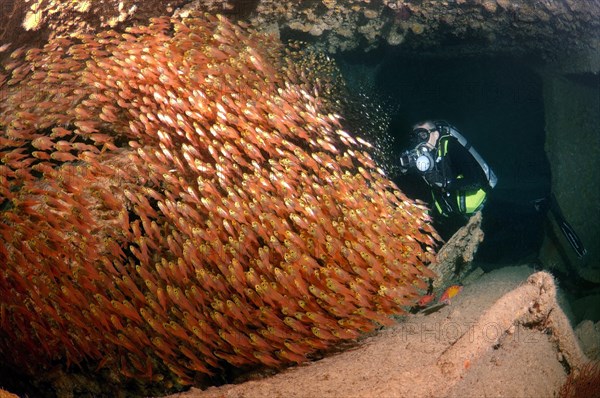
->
[424,172,446,188]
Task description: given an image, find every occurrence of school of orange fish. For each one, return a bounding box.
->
[0,13,438,385]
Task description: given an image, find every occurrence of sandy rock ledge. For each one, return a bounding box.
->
[169,266,587,398]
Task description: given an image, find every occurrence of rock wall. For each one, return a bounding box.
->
[188,0,600,57]
[540,56,600,282]
[6,0,598,58]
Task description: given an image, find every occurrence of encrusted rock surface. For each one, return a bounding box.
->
[431,211,484,289]
[3,0,600,60]
[186,0,600,56]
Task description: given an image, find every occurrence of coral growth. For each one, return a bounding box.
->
[0,13,437,387]
[559,361,600,398]
[182,0,600,55]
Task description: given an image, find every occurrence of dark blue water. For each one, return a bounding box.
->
[343,53,552,264]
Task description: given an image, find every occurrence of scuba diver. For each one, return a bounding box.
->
[399,120,587,259]
[399,120,497,238]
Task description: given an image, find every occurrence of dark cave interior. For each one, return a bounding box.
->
[338,51,553,265]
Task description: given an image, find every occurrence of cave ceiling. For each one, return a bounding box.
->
[1,0,599,64]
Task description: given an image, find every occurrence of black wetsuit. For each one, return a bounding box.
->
[423,135,489,217]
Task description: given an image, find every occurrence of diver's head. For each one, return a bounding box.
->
[410,120,440,150]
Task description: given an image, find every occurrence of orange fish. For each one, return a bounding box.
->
[416,294,435,307]
[439,285,463,305]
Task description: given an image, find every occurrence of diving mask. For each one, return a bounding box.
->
[410,127,436,146]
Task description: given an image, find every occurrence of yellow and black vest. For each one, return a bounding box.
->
[431,136,487,217]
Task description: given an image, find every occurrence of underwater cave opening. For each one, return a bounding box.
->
[339,51,553,266]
